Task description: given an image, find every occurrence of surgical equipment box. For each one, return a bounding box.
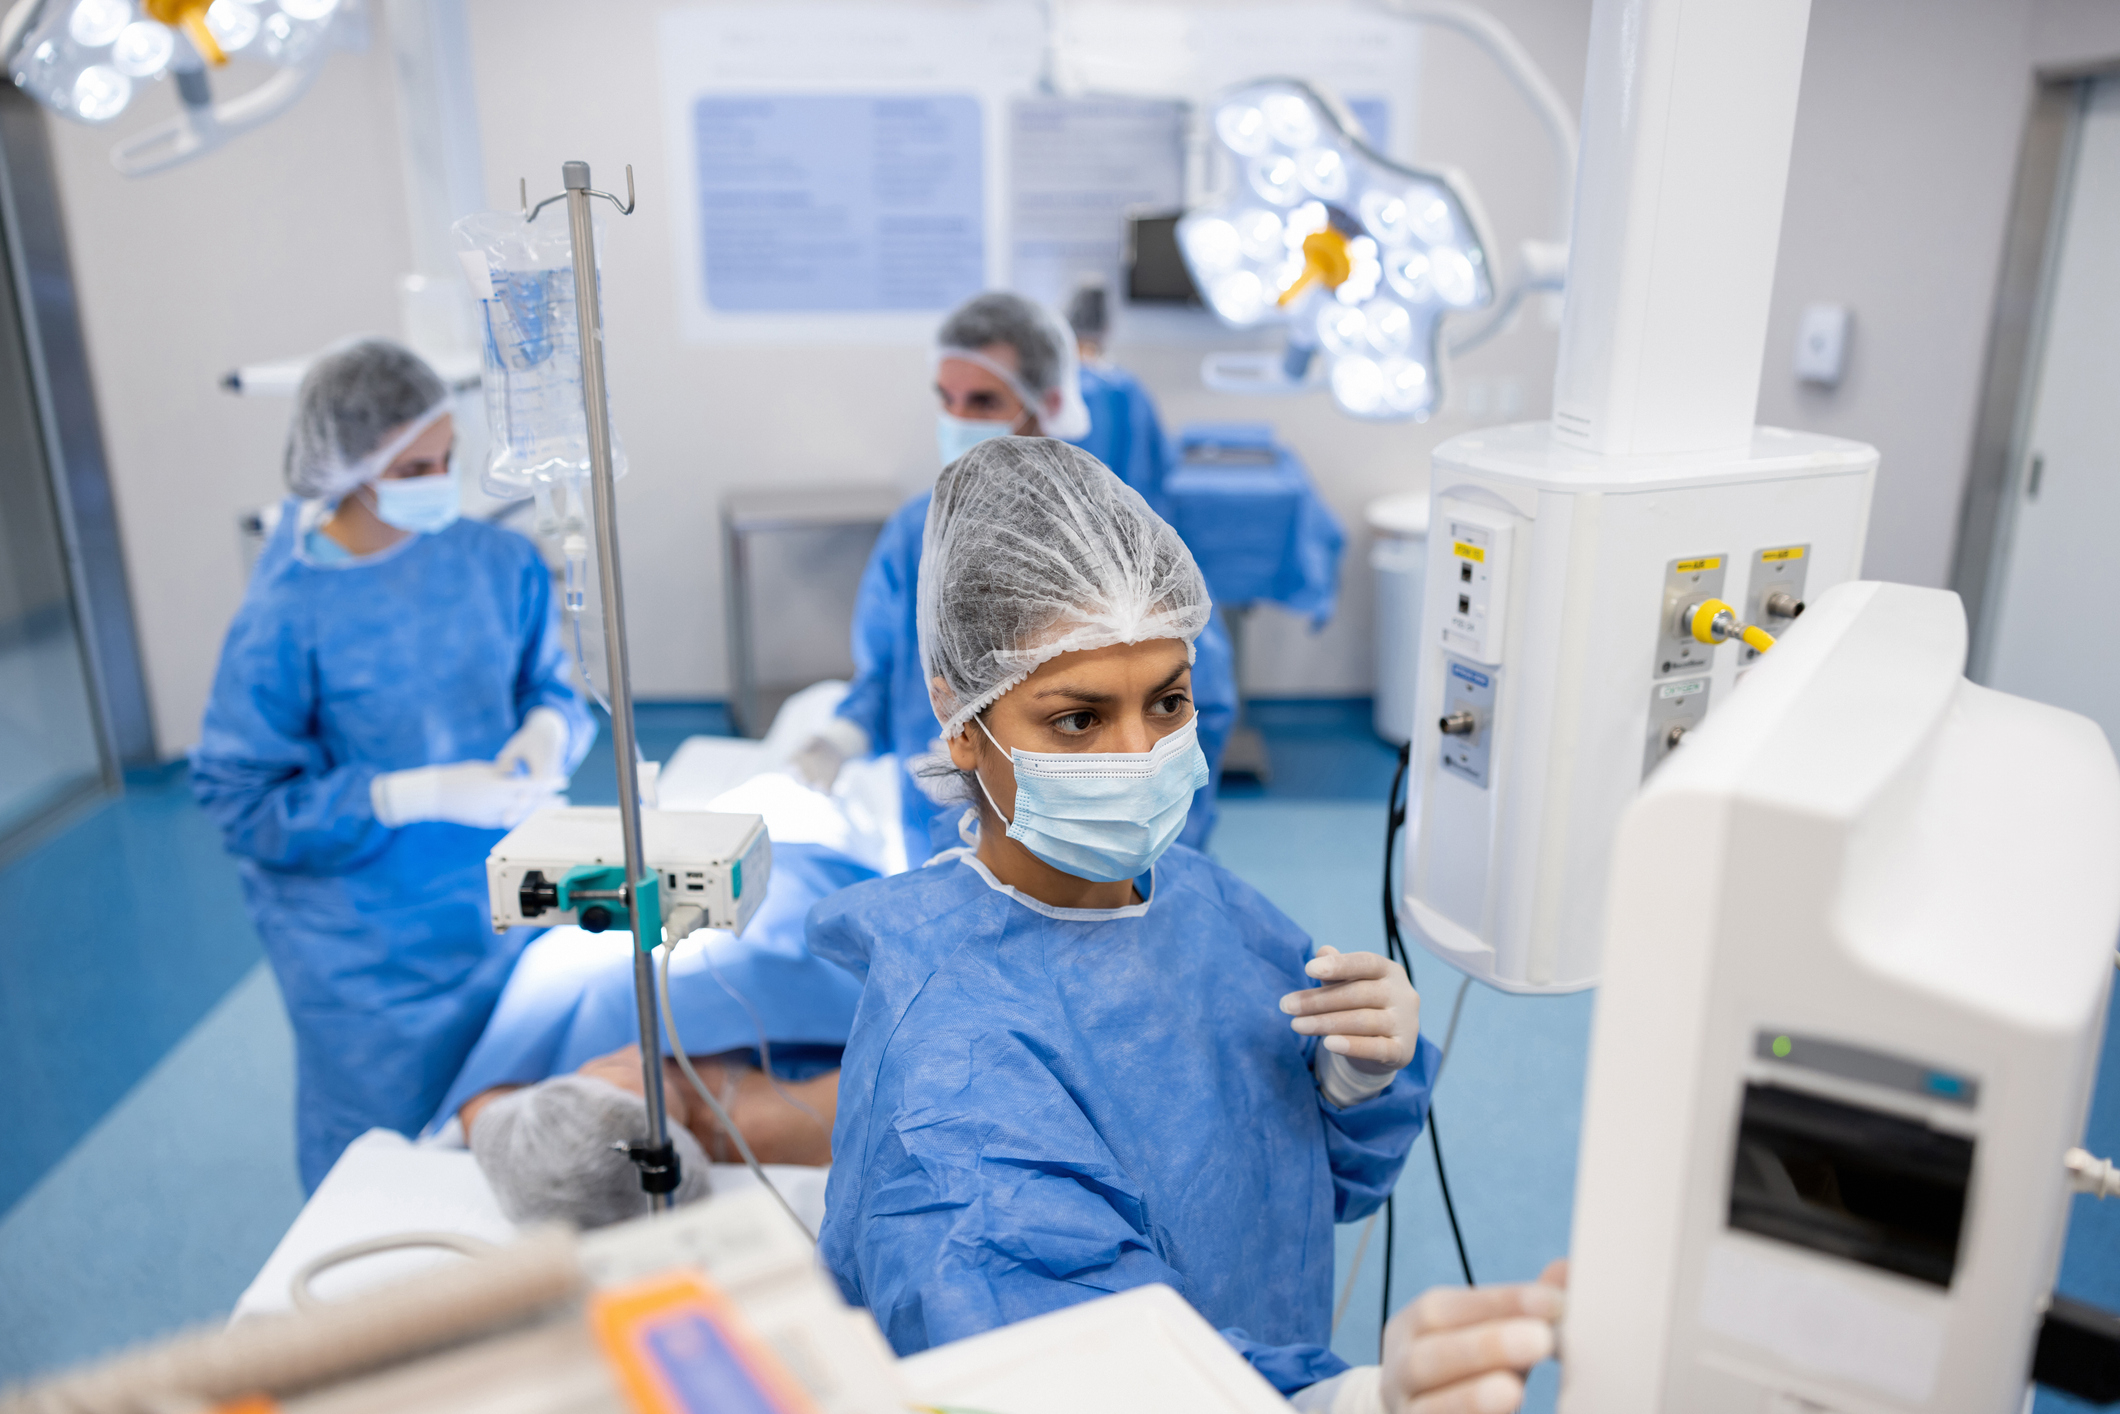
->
[486,807,770,937]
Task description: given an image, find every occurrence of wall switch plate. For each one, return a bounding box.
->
[1794,303,1851,387]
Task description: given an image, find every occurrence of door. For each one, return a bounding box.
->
[0,192,110,848]
[1985,78,2120,744]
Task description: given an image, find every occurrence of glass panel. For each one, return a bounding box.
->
[0,199,104,844]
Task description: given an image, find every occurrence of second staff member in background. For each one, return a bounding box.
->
[193,340,592,1191]
[794,291,1238,864]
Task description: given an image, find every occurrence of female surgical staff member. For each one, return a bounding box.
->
[794,291,1238,863]
[193,339,592,1190]
[811,438,1564,1413]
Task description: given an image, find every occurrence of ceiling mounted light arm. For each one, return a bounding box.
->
[108,47,322,175]
[3,0,353,175]
[1367,0,1577,244]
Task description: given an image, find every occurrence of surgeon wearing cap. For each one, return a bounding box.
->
[192,339,592,1190]
[812,438,1561,1413]
[792,291,1238,866]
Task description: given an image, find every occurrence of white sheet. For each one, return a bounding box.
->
[235,1128,831,1321]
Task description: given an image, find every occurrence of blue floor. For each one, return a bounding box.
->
[1,697,2114,1410]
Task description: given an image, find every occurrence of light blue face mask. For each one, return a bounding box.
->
[369,464,461,534]
[975,713,1209,883]
[938,412,1019,468]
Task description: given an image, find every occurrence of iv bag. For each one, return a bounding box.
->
[452,209,628,497]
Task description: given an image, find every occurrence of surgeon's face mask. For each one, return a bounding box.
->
[368,463,461,534]
[937,412,1020,468]
[972,713,1210,883]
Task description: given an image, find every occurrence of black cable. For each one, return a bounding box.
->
[1378,740,1475,1348]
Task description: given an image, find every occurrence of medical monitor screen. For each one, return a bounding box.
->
[1727,1082,1973,1287]
[1127,214,1202,305]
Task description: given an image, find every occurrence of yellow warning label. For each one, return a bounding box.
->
[1675,556,1722,574]
[1759,546,1806,563]
[1452,541,1485,562]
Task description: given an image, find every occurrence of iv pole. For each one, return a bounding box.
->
[523,159,676,1208]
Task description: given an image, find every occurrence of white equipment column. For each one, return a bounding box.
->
[1403,0,1879,992]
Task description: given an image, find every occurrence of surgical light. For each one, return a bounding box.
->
[66,0,128,47]
[1178,80,1495,422]
[1,0,353,172]
[202,0,255,52]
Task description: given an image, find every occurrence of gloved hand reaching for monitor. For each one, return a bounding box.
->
[1381,1262,1567,1414]
[371,760,557,830]
[496,706,573,789]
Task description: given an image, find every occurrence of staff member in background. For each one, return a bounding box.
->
[192,339,592,1191]
[792,291,1238,864]
[1067,277,1176,518]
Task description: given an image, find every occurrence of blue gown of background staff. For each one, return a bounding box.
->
[192,505,591,1190]
[835,363,1237,865]
[812,842,1435,1395]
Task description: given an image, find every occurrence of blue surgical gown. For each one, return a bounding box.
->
[810,844,1435,1394]
[1076,361,1177,519]
[834,490,1237,867]
[192,502,592,1190]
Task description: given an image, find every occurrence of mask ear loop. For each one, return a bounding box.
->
[972,716,1017,830]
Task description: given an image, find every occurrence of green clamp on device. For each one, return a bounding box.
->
[557,864,662,951]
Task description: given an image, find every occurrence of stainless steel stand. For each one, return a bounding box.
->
[526,160,676,1208]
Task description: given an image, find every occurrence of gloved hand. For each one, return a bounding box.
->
[497,706,572,788]
[371,760,557,829]
[1380,1261,1566,1413]
[1281,944,1422,1071]
[788,717,870,792]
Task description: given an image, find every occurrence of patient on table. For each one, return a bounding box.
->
[427,684,900,1230]
[457,1042,838,1228]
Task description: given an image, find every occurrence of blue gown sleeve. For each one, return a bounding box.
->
[510,546,594,771]
[190,594,392,874]
[834,506,917,753]
[1322,1033,1438,1222]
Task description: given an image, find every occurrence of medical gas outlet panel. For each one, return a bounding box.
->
[1402,422,1877,994]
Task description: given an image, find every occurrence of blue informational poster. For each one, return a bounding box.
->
[1347,97,1390,151]
[691,94,986,313]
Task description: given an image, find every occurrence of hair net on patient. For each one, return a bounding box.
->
[285,338,450,502]
[919,437,1212,741]
[468,1075,713,1229]
[936,292,1090,440]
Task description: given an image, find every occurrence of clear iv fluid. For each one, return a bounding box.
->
[478,265,626,493]
[455,209,626,497]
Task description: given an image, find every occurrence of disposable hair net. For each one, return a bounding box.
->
[935,292,1090,440]
[919,437,1211,740]
[284,338,451,502]
[468,1075,713,1230]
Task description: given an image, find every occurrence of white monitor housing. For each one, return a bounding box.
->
[1561,582,2120,1412]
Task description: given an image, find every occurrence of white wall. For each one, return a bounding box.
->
[45,0,2120,755]
[456,0,1584,703]
[43,37,413,755]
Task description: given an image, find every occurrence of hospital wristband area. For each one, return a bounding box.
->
[2,2,2119,1412]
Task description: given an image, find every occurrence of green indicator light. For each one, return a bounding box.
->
[1771,1035,1793,1059]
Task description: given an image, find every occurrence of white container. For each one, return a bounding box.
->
[1364,491,1430,744]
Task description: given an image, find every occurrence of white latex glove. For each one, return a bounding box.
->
[1380,1262,1567,1413]
[1281,944,1422,1071]
[789,716,870,792]
[372,760,557,829]
[496,706,572,788]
